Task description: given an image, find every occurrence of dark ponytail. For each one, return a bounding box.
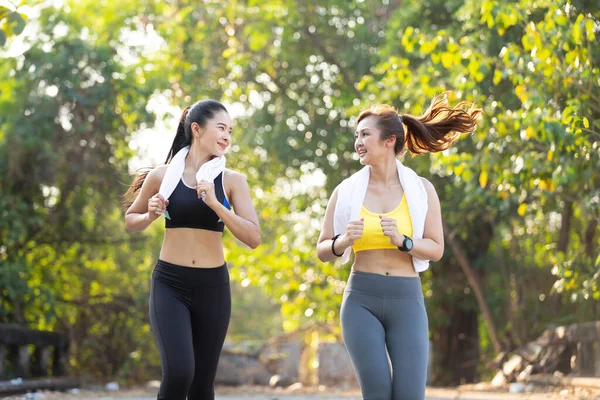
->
[165,106,192,164]
[357,93,482,156]
[122,100,228,210]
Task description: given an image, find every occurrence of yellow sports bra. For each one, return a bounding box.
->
[352,194,413,253]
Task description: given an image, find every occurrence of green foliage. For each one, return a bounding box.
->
[0,1,28,47]
[1,0,598,384]
[357,0,599,372]
[0,1,159,379]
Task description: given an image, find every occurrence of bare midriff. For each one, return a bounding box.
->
[353,249,418,277]
[159,228,225,268]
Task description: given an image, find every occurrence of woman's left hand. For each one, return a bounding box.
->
[196,180,218,208]
[380,215,405,247]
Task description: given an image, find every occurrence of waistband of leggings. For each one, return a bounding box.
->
[153,259,229,287]
[346,270,423,299]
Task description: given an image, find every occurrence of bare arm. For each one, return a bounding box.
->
[407,178,444,261]
[316,187,363,262]
[201,172,261,249]
[124,166,167,233]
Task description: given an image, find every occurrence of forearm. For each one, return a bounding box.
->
[125,212,155,233]
[407,237,444,261]
[317,235,351,262]
[212,203,261,249]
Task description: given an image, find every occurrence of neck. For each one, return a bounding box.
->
[185,143,213,170]
[369,156,399,185]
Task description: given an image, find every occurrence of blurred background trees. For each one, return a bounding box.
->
[0,0,598,385]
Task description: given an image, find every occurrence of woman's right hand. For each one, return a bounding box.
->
[341,218,364,246]
[148,194,169,220]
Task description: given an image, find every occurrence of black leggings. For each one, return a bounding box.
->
[149,260,231,400]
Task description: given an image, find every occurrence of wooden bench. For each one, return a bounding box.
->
[0,323,79,395]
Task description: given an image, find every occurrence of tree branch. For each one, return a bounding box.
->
[582,127,600,139]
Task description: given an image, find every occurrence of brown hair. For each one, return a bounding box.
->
[121,100,228,210]
[356,93,482,156]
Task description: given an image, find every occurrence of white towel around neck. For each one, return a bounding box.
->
[333,159,430,272]
[156,146,226,214]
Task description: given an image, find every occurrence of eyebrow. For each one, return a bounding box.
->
[354,128,370,135]
[217,122,232,130]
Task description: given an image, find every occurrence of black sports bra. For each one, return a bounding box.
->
[164,172,231,232]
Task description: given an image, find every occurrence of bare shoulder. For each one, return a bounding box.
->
[330,184,340,200]
[150,164,168,176]
[420,177,439,198]
[224,168,248,186]
[142,164,168,190]
[147,164,167,182]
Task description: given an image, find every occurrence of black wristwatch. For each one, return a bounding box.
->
[397,236,413,252]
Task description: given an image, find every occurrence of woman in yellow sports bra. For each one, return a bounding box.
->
[317,94,481,400]
[352,193,412,255]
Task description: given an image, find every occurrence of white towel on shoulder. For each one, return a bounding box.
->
[333,159,430,272]
[156,146,226,214]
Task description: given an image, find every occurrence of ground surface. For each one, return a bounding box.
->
[2,383,600,400]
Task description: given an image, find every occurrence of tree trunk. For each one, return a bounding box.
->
[443,221,504,354]
[558,200,573,253]
[432,307,479,385]
[584,218,597,258]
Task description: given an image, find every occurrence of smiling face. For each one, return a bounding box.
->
[191,109,232,157]
[354,115,396,165]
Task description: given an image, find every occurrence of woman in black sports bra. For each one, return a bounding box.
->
[123,100,261,400]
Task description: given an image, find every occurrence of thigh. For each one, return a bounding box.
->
[149,277,195,378]
[191,283,232,366]
[385,297,429,400]
[187,283,232,398]
[341,290,392,400]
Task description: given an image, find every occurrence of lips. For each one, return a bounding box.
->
[218,142,228,150]
[357,149,367,157]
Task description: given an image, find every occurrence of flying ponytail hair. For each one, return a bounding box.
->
[121,100,227,210]
[357,93,483,156]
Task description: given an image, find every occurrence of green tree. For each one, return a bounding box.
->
[0,3,160,379]
[357,0,599,382]
[0,0,27,47]
[2,0,598,385]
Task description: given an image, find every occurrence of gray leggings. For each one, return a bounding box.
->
[341,271,429,400]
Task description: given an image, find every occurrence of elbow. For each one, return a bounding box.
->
[316,244,330,263]
[124,216,139,233]
[125,217,142,233]
[317,248,328,262]
[431,245,445,262]
[248,232,261,249]
[317,252,325,263]
[124,220,134,233]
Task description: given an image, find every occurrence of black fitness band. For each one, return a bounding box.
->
[331,234,343,257]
